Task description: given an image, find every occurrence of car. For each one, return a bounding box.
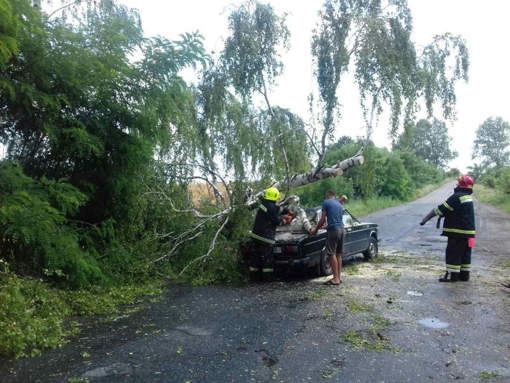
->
[241,207,379,277]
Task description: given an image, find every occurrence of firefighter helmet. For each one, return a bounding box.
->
[457,174,475,189]
[265,187,280,201]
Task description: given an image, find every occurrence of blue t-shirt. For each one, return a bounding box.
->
[322,198,344,229]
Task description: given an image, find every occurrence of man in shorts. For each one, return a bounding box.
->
[311,189,345,285]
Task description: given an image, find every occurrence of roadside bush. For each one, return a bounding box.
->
[496,168,510,195]
[379,153,413,201]
[445,168,461,178]
[398,150,444,188]
[293,177,354,207]
[0,161,107,288]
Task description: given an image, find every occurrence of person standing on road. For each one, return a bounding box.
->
[311,189,345,286]
[420,175,476,282]
[249,187,294,275]
[338,195,348,205]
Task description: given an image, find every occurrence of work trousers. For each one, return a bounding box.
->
[249,240,274,273]
[445,237,472,276]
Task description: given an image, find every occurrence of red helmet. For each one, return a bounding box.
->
[457,174,475,189]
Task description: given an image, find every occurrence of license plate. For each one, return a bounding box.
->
[273,247,282,254]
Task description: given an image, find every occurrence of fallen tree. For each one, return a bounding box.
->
[145,0,470,275]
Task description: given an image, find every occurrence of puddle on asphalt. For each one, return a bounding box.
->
[418,318,449,329]
[407,291,424,297]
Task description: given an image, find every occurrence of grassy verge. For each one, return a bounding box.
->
[347,179,452,218]
[474,184,510,214]
[0,271,163,358]
[412,179,453,199]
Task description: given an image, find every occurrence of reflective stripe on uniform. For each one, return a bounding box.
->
[443,202,454,211]
[460,195,473,203]
[249,267,261,272]
[262,268,274,273]
[446,264,461,273]
[259,205,268,213]
[461,264,471,271]
[443,228,476,235]
[435,207,443,216]
[249,232,276,244]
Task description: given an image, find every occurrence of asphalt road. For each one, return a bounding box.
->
[2,181,510,383]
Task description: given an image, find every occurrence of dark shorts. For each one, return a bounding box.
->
[326,226,345,256]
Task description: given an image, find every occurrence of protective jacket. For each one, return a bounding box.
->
[250,200,290,244]
[435,188,475,238]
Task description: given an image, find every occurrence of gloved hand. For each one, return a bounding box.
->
[420,209,437,226]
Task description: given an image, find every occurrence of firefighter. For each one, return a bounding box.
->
[420,175,476,282]
[249,187,293,275]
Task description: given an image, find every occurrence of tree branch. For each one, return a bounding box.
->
[178,216,230,276]
[47,0,95,19]
[151,231,204,264]
[261,77,292,192]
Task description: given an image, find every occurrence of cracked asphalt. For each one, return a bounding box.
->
[2,181,510,383]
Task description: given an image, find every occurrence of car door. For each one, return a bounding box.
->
[347,223,370,253]
[343,210,371,254]
[342,212,354,254]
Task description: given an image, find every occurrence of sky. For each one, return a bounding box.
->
[81,1,510,172]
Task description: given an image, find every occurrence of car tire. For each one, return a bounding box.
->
[363,237,378,261]
[320,251,333,276]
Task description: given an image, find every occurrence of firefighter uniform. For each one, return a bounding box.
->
[420,175,476,282]
[249,190,291,274]
[434,187,475,282]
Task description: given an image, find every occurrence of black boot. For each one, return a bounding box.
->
[439,271,459,282]
[460,270,470,281]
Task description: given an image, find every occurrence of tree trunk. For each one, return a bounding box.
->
[271,155,364,190]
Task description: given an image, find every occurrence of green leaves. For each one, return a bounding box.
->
[0,0,19,66]
[195,1,309,188]
[312,0,350,139]
[421,33,469,120]
[0,161,106,287]
[394,118,457,169]
[473,117,510,168]
[223,0,289,99]
[0,275,72,357]
[312,0,469,140]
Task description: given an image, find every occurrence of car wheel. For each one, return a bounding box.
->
[320,251,333,276]
[363,237,378,261]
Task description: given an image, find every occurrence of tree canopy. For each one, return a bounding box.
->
[394,118,457,169]
[472,117,510,168]
[309,0,469,152]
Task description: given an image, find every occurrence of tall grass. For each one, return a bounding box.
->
[412,179,453,199]
[347,197,402,217]
[346,179,452,218]
[474,184,510,214]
